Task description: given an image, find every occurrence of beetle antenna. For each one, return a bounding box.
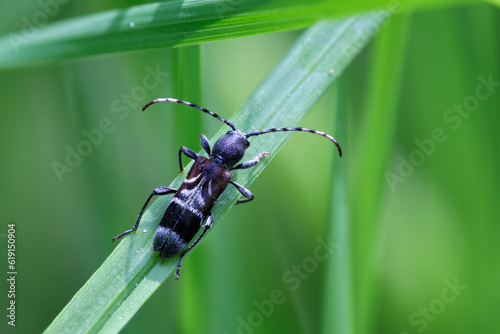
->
[246,127,342,157]
[142,98,237,131]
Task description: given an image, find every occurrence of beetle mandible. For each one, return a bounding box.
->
[113,98,342,279]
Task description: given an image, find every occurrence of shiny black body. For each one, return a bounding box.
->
[153,156,230,259]
[113,98,342,280]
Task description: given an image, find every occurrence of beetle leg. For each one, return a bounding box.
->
[200,134,211,156]
[175,213,214,280]
[112,186,177,242]
[231,151,271,170]
[178,146,198,173]
[229,180,254,205]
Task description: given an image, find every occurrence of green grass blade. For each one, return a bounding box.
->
[171,45,206,333]
[350,13,411,334]
[44,11,391,334]
[321,81,354,334]
[0,0,481,69]
[321,12,410,334]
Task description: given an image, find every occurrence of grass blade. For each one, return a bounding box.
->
[44,11,391,334]
[350,13,411,334]
[321,81,354,334]
[0,0,480,69]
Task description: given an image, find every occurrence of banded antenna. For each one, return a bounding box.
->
[142,98,237,131]
[247,127,342,157]
[142,98,342,157]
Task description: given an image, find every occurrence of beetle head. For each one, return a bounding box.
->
[212,130,249,168]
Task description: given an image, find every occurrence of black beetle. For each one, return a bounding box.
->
[113,98,342,279]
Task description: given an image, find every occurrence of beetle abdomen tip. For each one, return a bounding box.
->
[153,226,187,259]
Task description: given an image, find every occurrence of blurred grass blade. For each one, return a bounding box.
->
[171,45,206,333]
[44,11,390,334]
[487,0,500,7]
[321,81,354,334]
[321,13,410,334]
[351,13,411,334]
[0,0,480,69]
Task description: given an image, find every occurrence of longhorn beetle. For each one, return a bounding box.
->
[113,98,342,280]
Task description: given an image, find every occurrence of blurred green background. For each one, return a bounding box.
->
[1,1,499,334]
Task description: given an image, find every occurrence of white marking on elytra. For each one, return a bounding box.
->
[172,197,203,218]
[184,173,201,184]
[173,173,210,219]
[207,180,213,196]
[179,175,204,199]
[194,191,205,208]
[156,225,168,233]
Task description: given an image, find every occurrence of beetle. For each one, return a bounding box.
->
[113,98,342,279]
